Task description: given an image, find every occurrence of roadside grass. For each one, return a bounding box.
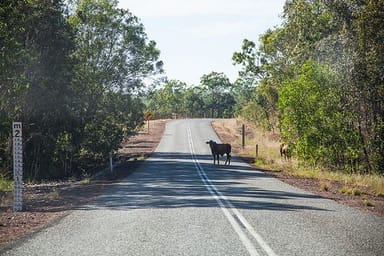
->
[339,186,361,196]
[213,118,384,198]
[47,190,60,200]
[362,199,374,207]
[0,176,13,192]
[134,154,147,161]
[0,176,13,206]
[80,177,91,185]
[320,181,330,192]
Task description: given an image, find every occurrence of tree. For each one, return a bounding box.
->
[232,34,284,131]
[147,80,186,118]
[325,0,384,172]
[69,0,163,93]
[279,61,360,168]
[0,0,163,179]
[67,0,163,172]
[0,0,76,179]
[182,87,206,118]
[200,72,233,118]
[232,0,384,173]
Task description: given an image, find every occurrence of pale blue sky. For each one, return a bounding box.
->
[118,0,286,85]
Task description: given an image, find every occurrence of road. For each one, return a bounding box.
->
[3,119,384,256]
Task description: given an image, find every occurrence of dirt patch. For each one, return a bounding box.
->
[0,119,168,249]
[118,119,166,158]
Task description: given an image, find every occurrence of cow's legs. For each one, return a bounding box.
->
[225,153,231,165]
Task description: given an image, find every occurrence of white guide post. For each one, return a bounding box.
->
[109,151,113,173]
[12,122,23,212]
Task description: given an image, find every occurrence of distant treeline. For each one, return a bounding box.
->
[146,72,237,119]
[0,0,162,179]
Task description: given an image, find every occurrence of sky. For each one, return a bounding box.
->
[118,0,286,86]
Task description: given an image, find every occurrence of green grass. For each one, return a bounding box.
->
[362,199,374,207]
[0,176,13,192]
[80,177,90,185]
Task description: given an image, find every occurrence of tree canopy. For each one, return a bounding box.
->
[232,0,384,174]
[0,0,162,179]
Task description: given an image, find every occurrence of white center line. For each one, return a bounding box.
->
[187,127,278,256]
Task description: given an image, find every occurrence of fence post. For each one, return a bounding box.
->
[255,144,259,157]
[242,124,245,149]
[109,152,113,173]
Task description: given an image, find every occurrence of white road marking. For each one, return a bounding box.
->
[187,127,278,256]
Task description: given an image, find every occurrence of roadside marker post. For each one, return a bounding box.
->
[109,152,113,173]
[144,112,153,133]
[256,144,259,157]
[12,122,23,212]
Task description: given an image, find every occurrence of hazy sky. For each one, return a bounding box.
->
[118,0,286,85]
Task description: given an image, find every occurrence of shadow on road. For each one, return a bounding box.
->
[81,152,329,213]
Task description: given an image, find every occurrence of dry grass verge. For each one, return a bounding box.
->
[212,118,384,216]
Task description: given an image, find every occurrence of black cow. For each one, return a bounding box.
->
[206,140,231,165]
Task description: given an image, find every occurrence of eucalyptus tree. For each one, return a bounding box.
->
[147,80,187,118]
[0,0,76,179]
[199,72,234,118]
[0,0,163,179]
[232,0,384,173]
[320,0,384,172]
[232,35,283,131]
[182,86,206,118]
[279,61,350,167]
[68,0,163,167]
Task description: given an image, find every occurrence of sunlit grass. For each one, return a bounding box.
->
[80,177,90,185]
[213,118,384,197]
[362,199,374,207]
[136,154,146,161]
[339,185,361,196]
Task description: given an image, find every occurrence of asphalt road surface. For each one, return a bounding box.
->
[3,119,384,256]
